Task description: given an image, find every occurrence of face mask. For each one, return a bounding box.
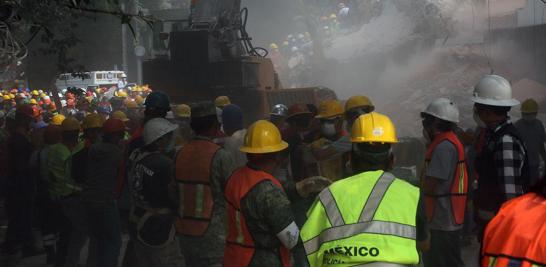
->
[473,112,486,128]
[321,122,337,137]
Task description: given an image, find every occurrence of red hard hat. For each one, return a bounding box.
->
[287,103,312,119]
[32,105,41,118]
[102,118,125,134]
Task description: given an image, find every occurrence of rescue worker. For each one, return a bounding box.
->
[420,98,468,267]
[515,98,546,186]
[223,120,297,267]
[344,95,375,131]
[119,91,171,267]
[329,95,375,157]
[127,118,183,266]
[37,125,62,264]
[213,97,230,146]
[472,75,530,240]
[269,104,288,131]
[283,103,314,181]
[126,91,171,154]
[214,95,231,109]
[301,112,430,267]
[47,117,90,267]
[175,101,236,266]
[480,177,546,266]
[166,104,193,148]
[2,105,35,266]
[222,104,247,168]
[81,118,126,267]
[306,100,349,181]
[224,120,331,267]
[71,113,104,186]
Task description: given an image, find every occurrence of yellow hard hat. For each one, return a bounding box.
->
[82,113,105,129]
[351,112,398,144]
[51,114,66,126]
[111,110,130,122]
[316,99,344,119]
[40,93,47,98]
[345,95,374,112]
[126,100,138,109]
[29,99,38,105]
[3,95,9,100]
[135,95,144,105]
[31,90,39,96]
[9,94,15,99]
[240,120,289,154]
[521,98,539,113]
[174,104,191,118]
[115,90,128,98]
[270,43,279,50]
[214,96,231,108]
[61,117,80,132]
[330,14,337,19]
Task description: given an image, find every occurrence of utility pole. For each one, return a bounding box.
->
[121,3,129,75]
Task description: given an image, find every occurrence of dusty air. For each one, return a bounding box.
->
[0,0,544,266]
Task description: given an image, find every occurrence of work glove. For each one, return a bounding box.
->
[296,176,332,198]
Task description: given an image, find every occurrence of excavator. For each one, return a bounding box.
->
[142,0,336,123]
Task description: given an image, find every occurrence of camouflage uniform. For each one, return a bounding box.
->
[240,177,297,267]
[178,138,236,266]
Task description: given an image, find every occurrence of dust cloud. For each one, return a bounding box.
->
[243,0,544,137]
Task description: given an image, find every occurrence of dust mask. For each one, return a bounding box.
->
[473,112,486,128]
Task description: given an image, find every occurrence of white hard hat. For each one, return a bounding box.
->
[121,73,127,78]
[422,97,459,123]
[143,118,178,146]
[471,75,519,107]
[291,46,299,53]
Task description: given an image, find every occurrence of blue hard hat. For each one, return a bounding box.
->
[144,91,171,110]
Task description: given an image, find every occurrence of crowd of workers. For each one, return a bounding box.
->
[0,73,545,267]
[268,2,355,88]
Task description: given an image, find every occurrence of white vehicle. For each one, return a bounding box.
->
[55,71,128,91]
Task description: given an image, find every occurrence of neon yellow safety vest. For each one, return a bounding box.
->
[300,170,420,267]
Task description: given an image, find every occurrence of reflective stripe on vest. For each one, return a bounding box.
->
[224,166,292,267]
[423,131,469,225]
[301,170,420,266]
[174,139,220,236]
[481,193,546,267]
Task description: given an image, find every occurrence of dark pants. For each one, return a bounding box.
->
[423,230,464,267]
[57,196,91,267]
[84,201,122,267]
[4,189,33,254]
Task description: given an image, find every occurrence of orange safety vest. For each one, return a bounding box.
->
[481,192,546,267]
[224,166,292,267]
[424,131,469,225]
[174,139,220,236]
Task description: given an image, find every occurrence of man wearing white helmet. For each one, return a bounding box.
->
[420,98,468,267]
[471,75,530,241]
[127,118,183,266]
